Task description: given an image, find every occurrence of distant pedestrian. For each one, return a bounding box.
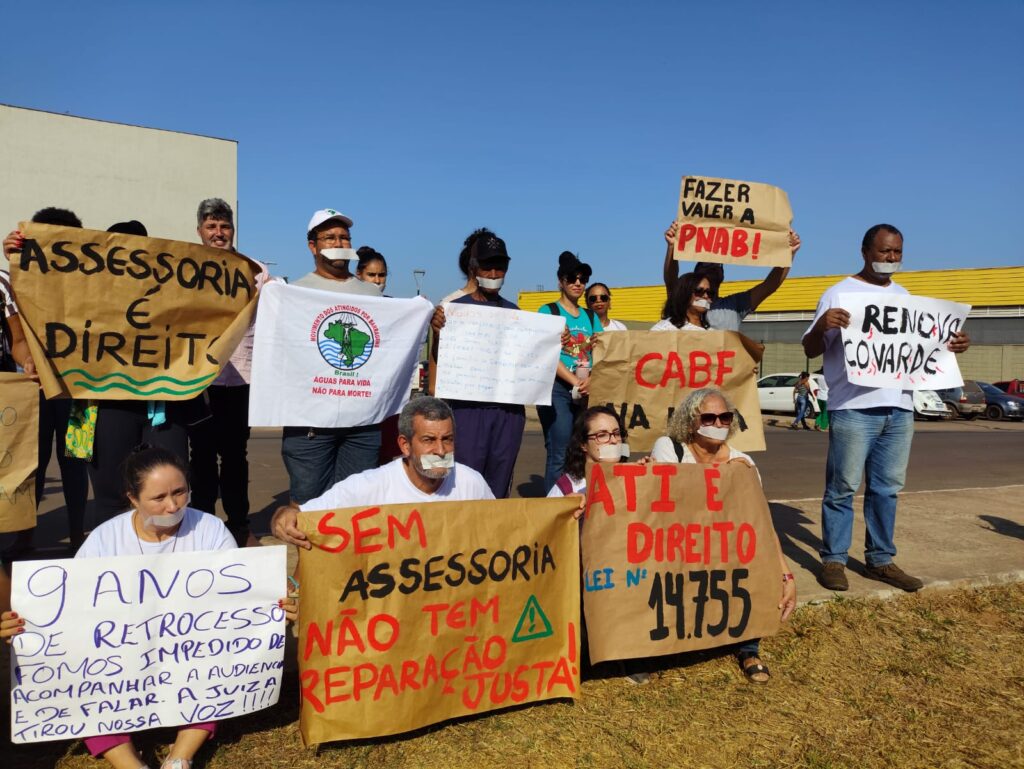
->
[790,372,812,430]
[812,374,829,431]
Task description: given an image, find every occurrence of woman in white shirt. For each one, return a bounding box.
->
[2,446,295,769]
[584,283,627,332]
[650,272,713,331]
[650,387,796,684]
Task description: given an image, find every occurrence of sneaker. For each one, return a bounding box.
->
[865,563,923,592]
[818,562,849,591]
[625,671,650,685]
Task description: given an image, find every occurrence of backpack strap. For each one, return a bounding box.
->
[583,307,598,330]
[546,302,562,316]
[671,439,686,463]
[555,474,575,495]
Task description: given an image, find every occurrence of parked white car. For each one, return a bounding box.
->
[756,373,826,414]
[913,390,950,420]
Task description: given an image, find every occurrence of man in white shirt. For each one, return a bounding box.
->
[272,397,494,549]
[282,209,385,506]
[802,224,970,592]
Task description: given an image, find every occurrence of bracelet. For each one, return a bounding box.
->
[782,573,795,583]
[287,575,300,591]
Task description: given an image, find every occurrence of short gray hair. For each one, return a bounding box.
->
[197,198,234,226]
[398,396,454,439]
[666,387,738,445]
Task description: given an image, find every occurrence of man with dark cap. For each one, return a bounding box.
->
[281,209,383,507]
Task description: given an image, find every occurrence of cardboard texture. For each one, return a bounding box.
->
[0,373,38,532]
[674,175,793,267]
[11,223,262,400]
[581,461,782,663]
[588,330,765,453]
[296,497,581,745]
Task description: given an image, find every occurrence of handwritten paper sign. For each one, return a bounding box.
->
[434,303,563,406]
[296,497,580,745]
[673,175,793,267]
[9,547,287,743]
[588,330,765,453]
[11,224,262,401]
[249,282,433,428]
[838,293,970,390]
[0,373,38,532]
[581,462,782,663]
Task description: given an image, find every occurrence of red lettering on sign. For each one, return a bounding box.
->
[613,464,646,512]
[315,508,427,553]
[651,464,677,512]
[635,352,662,388]
[587,464,615,517]
[704,467,723,512]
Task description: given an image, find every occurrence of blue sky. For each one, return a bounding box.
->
[5,1,1022,299]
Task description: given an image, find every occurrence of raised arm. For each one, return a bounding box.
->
[747,229,801,311]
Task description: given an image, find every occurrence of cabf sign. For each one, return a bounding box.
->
[588,330,765,454]
[11,224,262,400]
[296,497,580,745]
[581,462,782,663]
[838,293,970,390]
[673,175,793,267]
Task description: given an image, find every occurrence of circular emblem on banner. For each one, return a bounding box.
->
[316,310,376,371]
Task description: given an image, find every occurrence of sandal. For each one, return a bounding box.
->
[737,651,770,684]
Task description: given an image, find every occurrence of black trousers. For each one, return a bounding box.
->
[188,384,251,530]
[37,395,89,542]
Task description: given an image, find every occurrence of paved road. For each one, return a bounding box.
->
[31,415,1023,550]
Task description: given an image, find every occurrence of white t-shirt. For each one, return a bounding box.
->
[802,276,913,412]
[602,318,628,332]
[650,437,761,484]
[76,508,236,558]
[546,474,587,498]
[439,288,470,304]
[650,319,706,332]
[300,457,495,510]
[293,271,383,296]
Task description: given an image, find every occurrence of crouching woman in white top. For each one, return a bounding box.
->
[1,446,296,769]
[650,387,796,684]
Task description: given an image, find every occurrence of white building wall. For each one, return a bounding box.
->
[0,104,236,256]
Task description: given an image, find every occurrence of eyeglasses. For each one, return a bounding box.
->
[587,294,610,304]
[586,428,621,444]
[564,275,587,285]
[692,287,713,298]
[699,412,734,426]
[315,234,351,245]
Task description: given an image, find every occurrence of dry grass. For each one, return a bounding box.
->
[5,583,1023,769]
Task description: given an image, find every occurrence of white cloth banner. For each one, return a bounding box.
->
[10,547,286,743]
[249,282,433,427]
[838,293,970,390]
[434,303,564,406]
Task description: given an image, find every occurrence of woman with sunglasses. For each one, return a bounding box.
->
[649,387,796,684]
[537,252,603,492]
[547,406,628,498]
[584,283,627,331]
[650,272,713,331]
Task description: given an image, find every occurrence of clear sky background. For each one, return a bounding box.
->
[4,1,1022,300]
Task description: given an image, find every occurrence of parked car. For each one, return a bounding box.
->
[992,379,1024,397]
[913,390,950,420]
[935,381,985,419]
[977,381,1024,421]
[756,373,826,414]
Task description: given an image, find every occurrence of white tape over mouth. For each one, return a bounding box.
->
[420,452,455,471]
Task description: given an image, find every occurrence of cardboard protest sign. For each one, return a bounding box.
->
[296,497,580,745]
[249,282,433,427]
[588,330,765,454]
[435,303,563,406]
[9,546,287,743]
[673,175,793,267]
[0,373,38,532]
[838,293,970,390]
[581,461,782,663]
[10,224,262,401]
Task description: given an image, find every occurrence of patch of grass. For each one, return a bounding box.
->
[4,583,1024,769]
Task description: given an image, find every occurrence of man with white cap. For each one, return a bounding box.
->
[293,209,382,295]
[281,209,384,506]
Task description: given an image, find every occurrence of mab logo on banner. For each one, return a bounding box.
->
[310,304,382,373]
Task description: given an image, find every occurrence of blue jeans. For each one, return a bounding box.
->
[537,379,579,493]
[792,394,810,427]
[820,407,914,567]
[281,425,382,504]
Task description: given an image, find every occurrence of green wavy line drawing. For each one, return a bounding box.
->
[58,368,217,387]
[69,380,214,396]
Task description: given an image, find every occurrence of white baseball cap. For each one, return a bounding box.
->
[307,208,354,235]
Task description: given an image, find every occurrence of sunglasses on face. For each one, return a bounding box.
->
[586,294,610,304]
[564,275,587,285]
[692,287,712,298]
[699,412,734,426]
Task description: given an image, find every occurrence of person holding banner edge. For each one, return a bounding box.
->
[802,224,970,593]
[649,387,796,683]
[1,445,297,769]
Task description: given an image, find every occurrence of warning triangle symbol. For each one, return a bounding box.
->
[511,595,553,643]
